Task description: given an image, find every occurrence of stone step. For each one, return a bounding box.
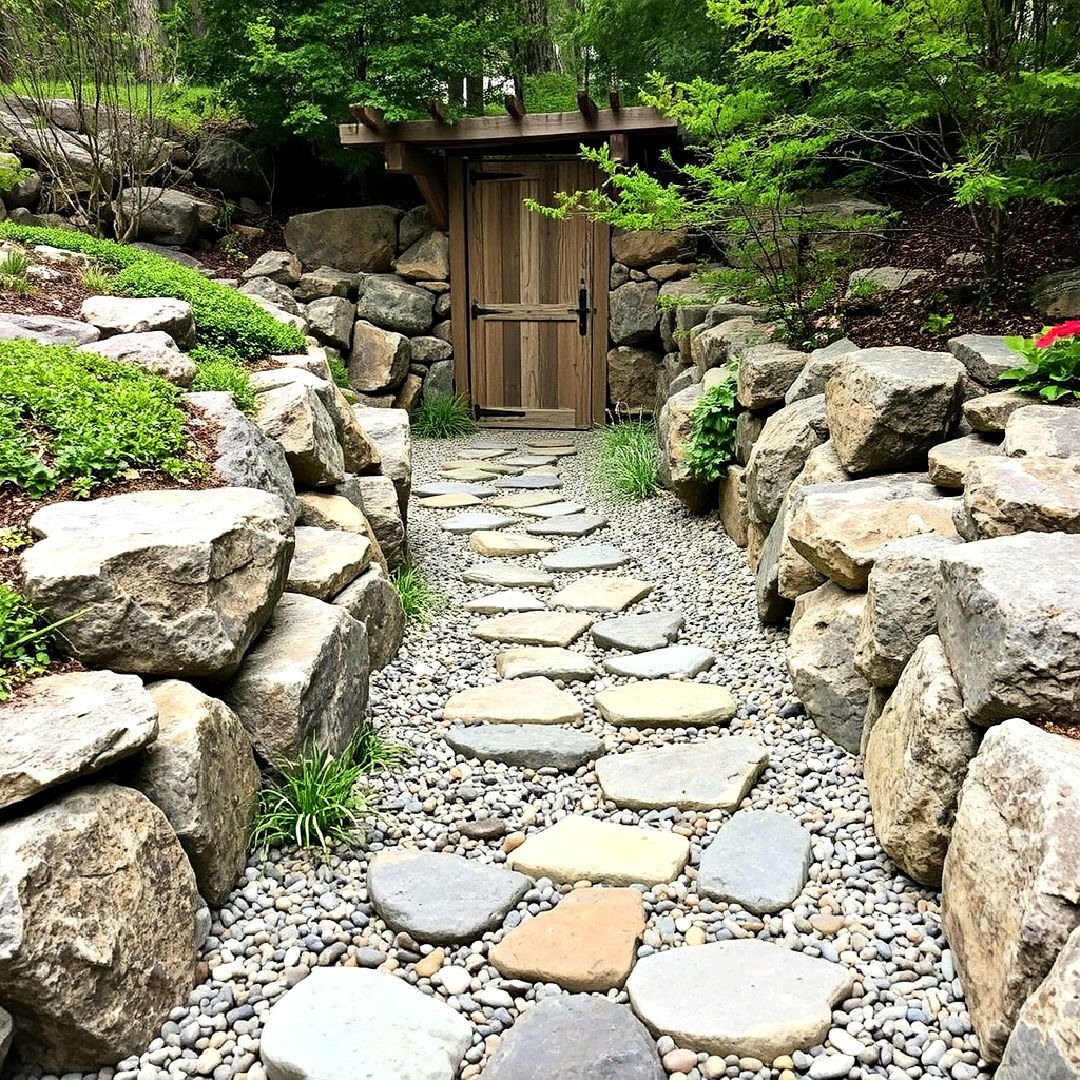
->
[526,443,577,457]
[416,493,483,509]
[441,459,522,476]
[414,481,496,499]
[595,737,768,811]
[592,612,685,652]
[467,532,554,557]
[508,814,690,886]
[698,810,812,915]
[603,645,715,679]
[472,612,592,647]
[496,648,599,682]
[501,455,557,467]
[523,465,561,477]
[462,589,546,614]
[462,564,555,588]
[525,514,608,538]
[625,939,854,1060]
[443,724,604,770]
[443,676,582,725]
[455,446,513,460]
[485,491,565,509]
[467,441,518,453]
[517,501,586,519]
[440,512,516,534]
[494,475,563,490]
[543,543,631,572]
[437,467,500,482]
[551,575,653,613]
[595,680,737,728]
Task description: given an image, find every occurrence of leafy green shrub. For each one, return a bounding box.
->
[0,585,80,701]
[594,418,661,503]
[188,349,258,413]
[0,339,201,497]
[684,368,740,482]
[390,563,447,625]
[411,392,476,439]
[1003,322,1080,402]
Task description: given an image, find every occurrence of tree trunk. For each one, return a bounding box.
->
[465,74,484,115]
[131,0,164,79]
[523,0,557,75]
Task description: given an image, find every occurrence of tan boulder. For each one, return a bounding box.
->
[736,344,808,410]
[657,383,713,513]
[611,227,691,268]
[956,456,1080,539]
[962,389,1034,434]
[927,433,1001,489]
[718,464,749,547]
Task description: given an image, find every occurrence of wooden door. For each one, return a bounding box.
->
[462,158,607,428]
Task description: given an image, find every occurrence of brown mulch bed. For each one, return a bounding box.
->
[1031,718,1080,743]
[0,272,94,317]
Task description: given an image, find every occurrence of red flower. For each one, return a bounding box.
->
[1035,321,1080,348]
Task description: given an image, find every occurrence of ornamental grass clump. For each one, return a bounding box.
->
[411,392,477,438]
[390,562,448,624]
[1003,321,1080,402]
[594,416,661,502]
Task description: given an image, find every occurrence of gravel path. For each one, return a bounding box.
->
[44,431,990,1080]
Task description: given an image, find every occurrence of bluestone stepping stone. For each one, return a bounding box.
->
[517,501,586,518]
[543,543,630,572]
[698,810,812,914]
[595,680,737,728]
[525,514,608,538]
[494,475,562,490]
[472,611,592,646]
[367,850,531,943]
[438,467,500,482]
[462,589,546,614]
[496,648,599,682]
[414,481,496,499]
[444,724,605,770]
[508,814,690,886]
[551,575,653,613]
[440,512,516,533]
[468,531,554,557]
[595,737,768,811]
[625,940,854,1059]
[457,447,512,459]
[462,563,555,588]
[441,459,521,476]
[486,491,565,509]
[482,997,664,1080]
[417,493,483,508]
[603,645,715,679]
[468,441,518,452]
[592,612,685,652]
[260,968,472,1080]
[524,465,561,476]
[501,455,557,467]
[443,676,582,725]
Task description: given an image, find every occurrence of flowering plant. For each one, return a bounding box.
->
[1002,321,1080,402]
[801,313,845,351]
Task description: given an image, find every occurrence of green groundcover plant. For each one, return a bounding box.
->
[411,392,477,439]
[390,562,448,624]
[0,584,74,701]
[594,416,661,503]
[1003,321,1080,402]
[684,366,740,481]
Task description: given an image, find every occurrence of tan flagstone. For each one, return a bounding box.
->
[595,679,737,728]
[468,532,555,557]
[443,676,582,725]
[551,576,654,613]
[471,611,593,647]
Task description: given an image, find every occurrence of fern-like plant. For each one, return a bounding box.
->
[683,367,740,482]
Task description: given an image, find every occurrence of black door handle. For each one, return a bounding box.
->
[576,279,593,336]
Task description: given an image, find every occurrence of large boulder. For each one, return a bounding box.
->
[0,312,100,345]
[394,231,450,281]
[927,432,1002,489]
[243,250,302,286]
[284,206,402,273]
[304,296,355,352]
[80,330,195,386]
[734,408,767,466]
[287,526,372,599]
[336,473,407,566]
[239,276,300,315]
[333,563,404,669]
[657,383,713,513]
[956,456,1080,539]
[736,344,808,409]
[222,593,368,762]
[194,134,267,199]
[22,488,293,679]
[943,719,1080,1061]
[294,267,364,302]
[356,276,435,335]
[718,464,749,547]
[784,339,859,404]
[349,408,412,517]
[825,348,965,474]
[1004,404,1080,459]
[938,532,1080,725]
[611,227,690,268]
[399,205,434,251]
[964,389,1035,434]
[948,334,1020,386]
[255,380,346,487]
[693,316,769,377]
[609,281,659,344]
[786,582,872,754]
[348,320,411,393]
[0,783,197,1070]
[608,346,662,412]
[864,636,981,886]
[117,186,201,246]
[128,680,259,906]
[0,670,157,812]
[80,295,195,349]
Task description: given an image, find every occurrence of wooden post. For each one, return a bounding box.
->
[504,93,526,121]
[384,143,449,230]
[608,88,622,112]
[576,90,598,122]
[426,98,448,123]
[610,132,630,162]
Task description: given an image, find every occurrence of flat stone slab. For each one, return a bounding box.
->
[367,851,530,943]
[456,447,513,459]
[485,491,565,509]
[490,888,645,991]
[592,613,685,653]
[416,493,483,508]
[543,544,631,572]
[468,532,554,557]
[603,645,715,679]
[626,940,854,1059]
[523,465,561,476]
[467,441,518,452]
[698,810,812,914]
[414,482,496,499]
[517,501,586,518]
[440,512,516,533]
[437,467,500,482]
[462,564,555,588]
[501,455,557,467]
[496,648,599,682]
[595,680,737,728]
[443,725,605,770]
[462,590,546,614]
[494,476,563,490]
[527,443,578,457]
[443,676,582,725]
[526,514,609,538]
[508,815,690,886]
[472,611,592,647]
[260,967,472,1080]
[287,526,371,600]
[551,576,654,612]
[596,737,768,811]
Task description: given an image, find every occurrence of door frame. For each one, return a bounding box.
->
[447,152,609,429]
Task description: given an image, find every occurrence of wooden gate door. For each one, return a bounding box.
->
[464,158,607,428]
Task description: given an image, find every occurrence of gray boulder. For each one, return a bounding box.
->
[658,383,713,513]
[1004,404,1080,459]
[964,389,1036,434]
[349,408,412,517]
[287,526,372,599]
[255,380,345,487]
[1032,267,1080,320]
[348,320,411,392]
[395,231,450,281]
[242,250,301,285]
[784,339,859,403]
[80,330,194,386]
[736,344,808,409]
[734,408,767,467]
[410,335,453,365]
[80,295,195,349]
[611,227,690,268]
[927,433,1001,489]
[336,474,407,567]
[956,456,1080,539]
[117,186,201,246]
[356,276,435,335]
[609,281,659,344]
[195,134,267,199]
[423,359,454,400]
[399,205,434,251]
[305,296,355,351]
[333,563,404,669]
[284,206,402,273]
[608,346,662,412]
[239,275,300,315]
[948,334,1022,386]
[294,267,365,301]
[0,312,100,345]
[693,316,768,376]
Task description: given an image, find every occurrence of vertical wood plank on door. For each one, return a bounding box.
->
[447,156,470,405]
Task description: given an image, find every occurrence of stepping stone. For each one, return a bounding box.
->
[440,512,516,534]
[469,441,518,452]
[593,612,685,653]
[462,590,546,614]
[444,725,605,770]
[551,576,653,613]
[367,850,530,943]
[442,459,521,475]
[502,455,557,467]
[603,645,715,679]
[482,997,663,1080]
[486,491,565,510]
[260,968,472,1080]
[595,737,768,811]
[595,680,737,728]
[417,493,483,509]
[697,810,812,914]
[495,476,562,490]
[489,888,645,991]
[496,648,599,682]
[468,532,554,557]
[414,482,496,499]
[457,447,512,459]
[438,467,499,482]
[443,676,582,725]
[517,501,585,519]
[524,465,561,476]
[527,442,577,456]
[625,939,854,1059]
[472,611,592,647]
[462,564,555,588]
[525,514,608,538]
[508,815,690,886]
[543,543,630,572]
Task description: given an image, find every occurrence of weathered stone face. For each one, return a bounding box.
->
[943,719,1080,1061]
[336,473,407,566]
[611,226,690,268]
[255,380,346,487]
[348,321,411,394]
[0,312,99,345]
[657,383,713,513]
[927,432,1001,489]
[734,408,767,466]
[80,295,195,349]
[956,455,1080,539]
[304,296,355,352]
[240,276,300,315]
[332,564,405,669]
[22,488,293,679]
[355,276,435,335]
[784,339,858,404]
[80,330,195,386]
[0,783,198,1070]
[719,464,749,547]
[117,186,200,245]
[947,334,1021,386]
[395,231,450,281]
[962,389,1033,433]
[609,281,659,344]
[736,344,808,410]
[607,346,662,412]
[864,636,981,887]
[1032,266,1080,320]
[284,206,402,272]
[1003,404,1080,459]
